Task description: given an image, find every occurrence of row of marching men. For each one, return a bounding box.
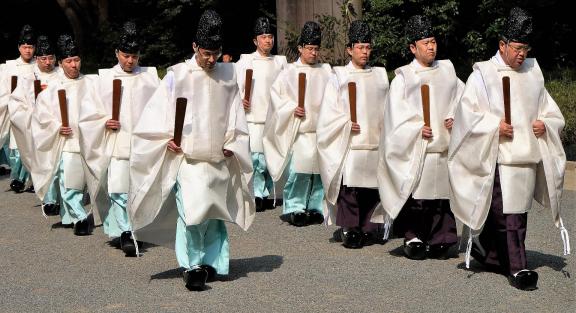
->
[0,7,569,292]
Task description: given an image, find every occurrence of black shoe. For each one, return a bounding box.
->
[274,199,283,207]
[0,167,9,175]
[183,267,208,291]
[73,214,94,236]
[263,198,275,210]
[255,197,265,212]
[403,239,427,260]
[306,211,324,225]
[363,231,387,246]
[43,203,60,216]
[10,180,25,193]
[199,265,217,282]
[333,228,344,242]
[427,243,454,259]
[280,212,308,227]
[508,270,538,291]
[24,185,34,193]
[120,231,137,257]
[342,230,364,249]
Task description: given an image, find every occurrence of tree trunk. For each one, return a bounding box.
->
[55,0,108,51]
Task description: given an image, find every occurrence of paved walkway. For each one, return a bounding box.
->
[0,175,574,313]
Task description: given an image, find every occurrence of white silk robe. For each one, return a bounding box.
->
[317,62,389,223]
[128,58,255,248]
[262,59,332,181]
[448,54,566,231]
[373,60,464,221]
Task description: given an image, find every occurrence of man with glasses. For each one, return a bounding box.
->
[129,10,254,291]
[79,22,159,256]
[263,21,331,227]
[9,35,63,216]
[0,25,36,190]
[235,17,287,212]
[317,20,389,249]
[373,15,464,260]
[448,7,567,290]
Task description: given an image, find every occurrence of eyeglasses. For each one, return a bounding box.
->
[507,43,532,53]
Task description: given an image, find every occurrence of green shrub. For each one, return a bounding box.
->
[546,69,576,159]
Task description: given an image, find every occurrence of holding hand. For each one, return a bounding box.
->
[223,149,234,157]
[106,119,121,131]
[422,126,433,139]
[532,120,546,138]
[499,120,514,138]
[167,139,182,153]
[444,118,454,130]
[351,122,361,133]
[294,107,305,118]
[242,99,250,111]
[60,126,72,136]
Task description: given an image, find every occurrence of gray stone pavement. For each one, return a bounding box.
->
[0,175,574,313]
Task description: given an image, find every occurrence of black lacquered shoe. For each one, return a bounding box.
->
[427,243,454,259]
[508,270,538,291]
[43,203,60,216]
[306,211,324,225]
[280,212,308,227]
[255,197,265,212]
[199,265,217,282]
[403,239,427,260]
[263,198,275,210]
[183,267,208,291]
[342,230,364,249]
[10,179,25,193]
[73,214,94,236]
[120,231,137,257]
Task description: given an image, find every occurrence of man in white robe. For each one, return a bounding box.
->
[31,34,96,235]
[235,17,287,212]
[317,20,389,249]
[373,15,464,260]
[128,10,254,291]
[9,35,62,216]
[448,7,568,291]
[264,21,331,227]
[0,25,36,191]
[79,22,160,256]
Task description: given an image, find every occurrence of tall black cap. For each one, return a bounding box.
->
[35,36,54,56]
[195,10,223,50]
[19,25,36,46]
[501,7,533,44]
[298,21,321,46]
[405,15,434,43]
[117,22,140,54]
[56,34,79,60]
[253,17,273,37]
[348,20,371,46]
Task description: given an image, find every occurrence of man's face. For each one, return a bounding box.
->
[253,34,274,55]
[347,43,371,68]
[499,40,531,69]
[116,50,139,73]
[410,37,437,67]
[59,56,81,79]
[18,44,35,62]
[194,43,221,71]
[298,45,319,65]
[36,55,56,73]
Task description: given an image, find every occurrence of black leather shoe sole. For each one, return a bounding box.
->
[280,212,308,227]
[120,231,137,257]
[73,215,94,236]
[427,243,454,259]
[200,265,217,282]
[342,230,364,249]
[183,268,208,291]
[43,203,61,216]
[509,270,538,291]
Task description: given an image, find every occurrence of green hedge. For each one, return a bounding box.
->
[546,69,576,160]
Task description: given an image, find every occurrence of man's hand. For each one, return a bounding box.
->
[167,139,182,153]
[242,99,250,111]
[60,126,72,136]
[223,149,234,157]
[422,126,433,139]
[294,106,305,118]
[106,119,121,130]
[351,122,361,133]
[499,120,514,138]
[533,120,546,138]
[444,118,454,130]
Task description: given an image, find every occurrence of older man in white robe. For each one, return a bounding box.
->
[448,7,568,291]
